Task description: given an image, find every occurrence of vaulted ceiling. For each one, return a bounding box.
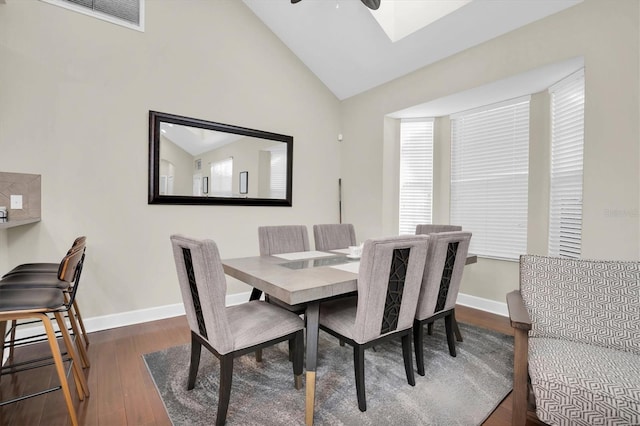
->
[243,0,583,100]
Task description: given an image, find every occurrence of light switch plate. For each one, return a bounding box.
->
[10,195,23,209]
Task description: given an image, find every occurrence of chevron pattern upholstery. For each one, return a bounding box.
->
[519,255,640,425]
[529,338,640,425]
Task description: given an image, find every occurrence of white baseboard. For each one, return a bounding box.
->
[7,291,506,345]
[456,292,508,317]
[81,291,251,334]
[8,292,251,345]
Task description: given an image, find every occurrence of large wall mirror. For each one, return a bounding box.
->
[149,111,293,206]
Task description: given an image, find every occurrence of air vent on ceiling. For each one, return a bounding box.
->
[42,0,144,31]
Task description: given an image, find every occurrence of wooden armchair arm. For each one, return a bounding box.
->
[507,290,532,331]
[506,290,532,426]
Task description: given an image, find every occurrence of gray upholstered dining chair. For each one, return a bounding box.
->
[413,231,471,375]
[318,235,429,412]
[255,225,310,359]
[170,235,305,426]
[258,225,310,256]
[415,224,465,341]
[415,224,462,235]
[313,223,356,251]
[255,225,310,305]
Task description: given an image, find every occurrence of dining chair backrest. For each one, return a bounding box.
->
[415,224,462,235]
[352,235,429,344]
[170,234,234,354]
[313,223,356,251]
[258,225,310,255]
[415,231,471,320]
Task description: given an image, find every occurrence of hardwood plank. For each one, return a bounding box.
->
[94,330,127,425]
[116,335,158,426]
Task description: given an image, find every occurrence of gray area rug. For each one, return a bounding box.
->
[143,322,513,425]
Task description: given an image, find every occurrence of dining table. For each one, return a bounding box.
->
[222,249,477,425]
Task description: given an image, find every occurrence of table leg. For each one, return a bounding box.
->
[249,288,262,301]
[305,302,320,426]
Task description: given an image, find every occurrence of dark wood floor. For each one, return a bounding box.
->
[0,305,545,425]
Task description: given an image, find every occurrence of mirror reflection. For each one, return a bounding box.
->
[149,111,293,206]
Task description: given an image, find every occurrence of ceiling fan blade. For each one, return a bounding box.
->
[361,0,381,10]
[291,0,380,9]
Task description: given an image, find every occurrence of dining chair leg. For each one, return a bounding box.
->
[252,291,264,362]
[413,321,425,376]
[444,314,457,357]
[54,312,90,400]
[187,335,202,390]
[453,315,463,342]
[401,333,415,386]
[288,339,294,362]
[292,331,304,390]
[216,354,234,426]
[353,345,366,412]
[40,313,79,426]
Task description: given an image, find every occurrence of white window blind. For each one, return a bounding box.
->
[548,69,585,258]
[270,147,287,199]
[450,97,530,260]
[211,158,233,197]
[399,118,434,235]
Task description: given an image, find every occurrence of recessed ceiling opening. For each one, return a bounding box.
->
[369,0,471,42]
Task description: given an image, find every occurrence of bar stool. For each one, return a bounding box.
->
[1,236,90,348]
[0,241,90,368]
[0,246,90,426]
[2,236,86,278]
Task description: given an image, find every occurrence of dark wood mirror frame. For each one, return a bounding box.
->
[148,111,293,206]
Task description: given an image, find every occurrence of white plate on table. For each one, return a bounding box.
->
[346,254,361,259]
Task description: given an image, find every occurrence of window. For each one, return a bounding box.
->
[211,158,233,197]
[42,0,144,31]
[398,118,434,235]
[548,69,585,258]
[450,97,530,260]
[269,147,287,199]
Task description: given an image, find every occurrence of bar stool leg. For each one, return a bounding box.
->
[7,319,17,361]
[61,296,90,369]
[0,320,6,377]
[40,313,79,426]
[54,312,90,399]
[71,299,90,347]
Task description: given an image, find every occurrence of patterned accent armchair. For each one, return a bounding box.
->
[507,255,640,425]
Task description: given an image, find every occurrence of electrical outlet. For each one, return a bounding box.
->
[10,195,23,209]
